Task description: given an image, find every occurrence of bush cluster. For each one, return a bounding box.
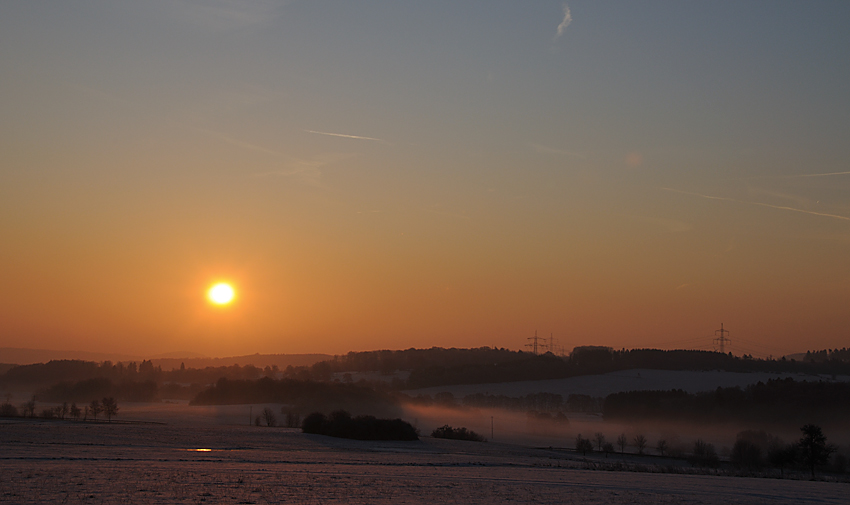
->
[301,410,418,441]
[431,425,486,442]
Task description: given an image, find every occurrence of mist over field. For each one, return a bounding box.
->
[3,1,850,502]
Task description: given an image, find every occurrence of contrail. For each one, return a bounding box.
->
[661,187,850,222]
[305,130,385,142]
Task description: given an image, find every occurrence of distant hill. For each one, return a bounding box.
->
[150,354,332,370]
[0,348,141,365]
[0,347,330,370]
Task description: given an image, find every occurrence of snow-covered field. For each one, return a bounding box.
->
[404,369,850,399]
[2,405,848,504]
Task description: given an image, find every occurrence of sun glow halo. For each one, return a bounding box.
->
[207,283,235,305]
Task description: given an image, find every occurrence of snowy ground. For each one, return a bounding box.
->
[2,412,848,504]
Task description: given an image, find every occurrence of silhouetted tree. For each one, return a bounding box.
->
[731,439,763,468]
[768,442,797,477]
[283,410,301,428]
[101,397,118,422]
[656,439,668,457]
[70,403,81,421]
[59,402,69,420]
[616,433,627,454]
[633,434,647,455]
[575,434,593,456]
[690,439,719,467]
[262,407,277,427]
[22,399,36,418]
[0,401,19,417]
[799,424,836,479]
[594,432,606,451]
[89,399,102,421]
[602,442,615,457]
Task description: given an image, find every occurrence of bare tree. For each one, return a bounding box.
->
[89,400,102,421]
[575,434,593,456]
[594,432,606,451]
[262,407,277,427]
[59,402,69,421]
[101,397,118,422]
[633,434,647,455]
[22,399,36,418]
[616,433,628,454]
[656,438,668,457]
[283,410,301,428]
[70,403,81,421]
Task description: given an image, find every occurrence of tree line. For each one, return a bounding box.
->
[573,424,843,478]
[1,396,119,422]
[4,347,850,395]
[602,378,850,427]
[189,377,402,418]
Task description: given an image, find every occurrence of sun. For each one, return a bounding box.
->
[207,283,235,305]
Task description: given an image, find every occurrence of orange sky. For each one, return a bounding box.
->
[1,2,849,358]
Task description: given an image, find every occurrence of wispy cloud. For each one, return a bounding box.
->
[194,127,358,186]
[530,143,586,159]
[737,170,850,181]
[305,130,387,143]
[662,187,850,222]
[253,152,358,187]
[554,4,572,40]
[195,128,284,157]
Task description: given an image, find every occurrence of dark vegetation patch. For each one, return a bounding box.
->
[37,378,158,403]
[301,410,418,441]
[4,347,850,395]
[431,425,486,442]
[603,378,850,426]
[190,377,400,417]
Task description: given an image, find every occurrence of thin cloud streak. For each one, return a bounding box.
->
[305,130,386,142]
[195,128,284,157]
[661,187,850,222]
[555,4,572,39]
[737,171,850,180]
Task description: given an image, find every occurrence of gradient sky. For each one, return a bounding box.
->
[1,1,849,358]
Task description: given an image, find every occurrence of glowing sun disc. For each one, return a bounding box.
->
[207,283,235,305]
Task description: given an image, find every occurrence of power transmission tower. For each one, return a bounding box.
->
[714,323,731,354]
[547,333,560,355]
[526,330,540,355]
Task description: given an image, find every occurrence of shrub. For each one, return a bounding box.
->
[431,425,486,442]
